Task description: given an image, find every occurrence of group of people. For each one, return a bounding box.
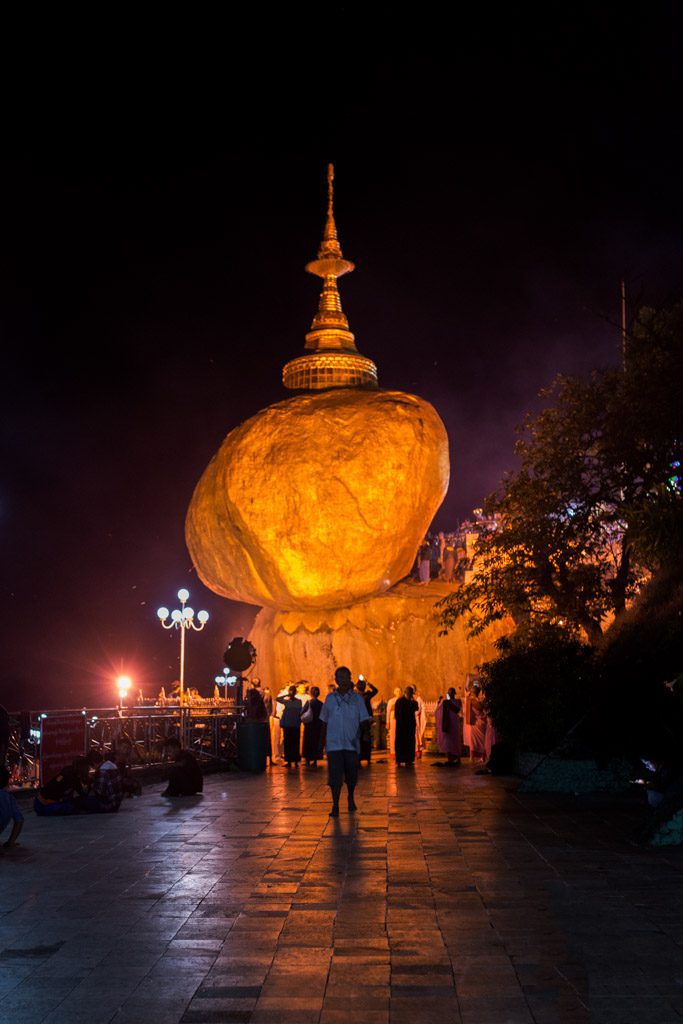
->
[27,734,203,822]
[0,672,499,848]
[434,681,498,768]
[415,530,468,585]
[244,676,381,769]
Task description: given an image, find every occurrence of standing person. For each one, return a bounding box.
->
[417,538,432,584]
[437,531,446,574]
[469,682,487,762]
[413,687,427,759]
[280,685,303,768]
[161,737,203,796]
[270,687,284,763]
[301,686,325,767]
[441,535,457,582]
[356,677,379,766]
[462,680,473,755]
[245,682,268,721]
[394,686,419,766]
[0,766,23,848]
[435,688,463,765]
[320,666,370,817]
[385,687,402,760]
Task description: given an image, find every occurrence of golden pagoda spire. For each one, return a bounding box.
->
[319,163,342,259]
[283,164,378,391]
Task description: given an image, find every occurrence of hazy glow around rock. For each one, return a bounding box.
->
[186,388,449,610]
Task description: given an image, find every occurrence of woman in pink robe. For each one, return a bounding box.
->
[435,689,462,765]
[469,683,487,761]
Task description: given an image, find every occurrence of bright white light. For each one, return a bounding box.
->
[215,675,225,684]
[116,675,131,692]
[197,610,209,623]
[171,609,182,623]
[178,588,190,603]
[183,607,194,619]
[157,607,169,620]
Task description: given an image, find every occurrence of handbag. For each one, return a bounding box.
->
[301,702,314,724]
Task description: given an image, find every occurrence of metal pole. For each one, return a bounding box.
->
[179,621,186,703]
[620,278,627,370]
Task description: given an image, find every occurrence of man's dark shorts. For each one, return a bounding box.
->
[326,749,359,789]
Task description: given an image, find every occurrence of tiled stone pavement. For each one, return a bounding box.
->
[1,761,683,1024]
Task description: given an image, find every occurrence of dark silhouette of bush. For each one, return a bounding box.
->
[481,626,594,755]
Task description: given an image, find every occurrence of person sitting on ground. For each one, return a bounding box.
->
[0,766,23,848]
[34,756,91,815]
[320,666,370,817]
[161,737,203,796]
[80,750,123,813]
[113,736,142,798]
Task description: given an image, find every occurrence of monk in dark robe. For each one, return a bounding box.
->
[394,686,419,766]
[301,686,325,767]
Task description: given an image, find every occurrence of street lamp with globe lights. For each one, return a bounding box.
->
[157,589,209,702]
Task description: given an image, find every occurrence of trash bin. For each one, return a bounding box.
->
[236,718,268,773]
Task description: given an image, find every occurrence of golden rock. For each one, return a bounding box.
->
[185,388,449,610]
[248,581,511,700]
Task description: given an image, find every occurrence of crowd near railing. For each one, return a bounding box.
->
[4,705,241,790]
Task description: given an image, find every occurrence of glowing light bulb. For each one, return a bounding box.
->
[178,588,190,603]
[157,607,169,620]
[197,610,209,623]
[183,607,194,619]
[171,609,182,623]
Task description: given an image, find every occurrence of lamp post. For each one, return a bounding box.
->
[157,589,209,702]
[214,669,237,701]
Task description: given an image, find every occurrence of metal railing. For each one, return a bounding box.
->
[4,705,241,790]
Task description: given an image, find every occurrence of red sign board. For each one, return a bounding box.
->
[40,715,86,786]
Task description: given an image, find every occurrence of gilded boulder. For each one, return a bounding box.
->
[185,388,449,610]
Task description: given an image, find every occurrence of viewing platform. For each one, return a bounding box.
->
[2,761,683,1023]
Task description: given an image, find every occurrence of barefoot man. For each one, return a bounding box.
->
[320,666,370,818]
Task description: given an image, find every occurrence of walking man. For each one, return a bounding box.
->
[320,666,370,817]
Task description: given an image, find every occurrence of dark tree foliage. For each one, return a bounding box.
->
[479,626,593,755]
[438,303,683,643]
[589,567,683,764]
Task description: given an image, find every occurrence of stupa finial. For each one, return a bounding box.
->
[282,165,378,391]
[319,163,342,258]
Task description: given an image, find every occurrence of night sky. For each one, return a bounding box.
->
[2,6,682,708]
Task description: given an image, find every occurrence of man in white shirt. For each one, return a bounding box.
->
[319,666,370,818]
